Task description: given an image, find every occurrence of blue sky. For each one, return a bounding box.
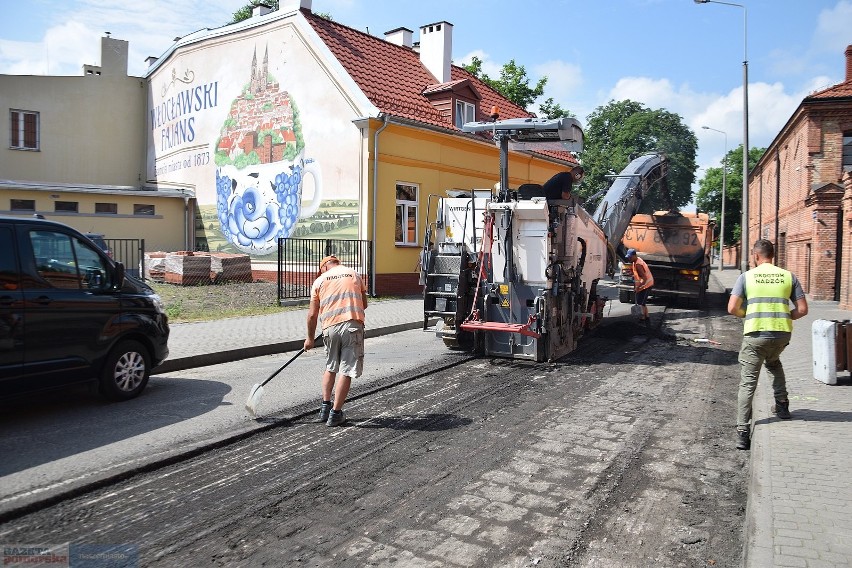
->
[2,0,851,203]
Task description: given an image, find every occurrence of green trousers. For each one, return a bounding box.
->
[736,335,790,430]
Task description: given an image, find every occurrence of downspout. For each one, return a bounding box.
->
[371,113,390,296]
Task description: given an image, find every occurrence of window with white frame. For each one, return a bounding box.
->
[455,100,475,128]
[10,109,39,150]
[395,182,418,245]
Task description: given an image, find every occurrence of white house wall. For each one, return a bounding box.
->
[146,15,368,259]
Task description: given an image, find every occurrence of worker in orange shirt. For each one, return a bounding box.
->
[626,248,654,322]
[304,255,368,427]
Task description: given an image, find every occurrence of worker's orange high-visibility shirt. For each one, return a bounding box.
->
[311,264,367,330]
[631,256,655,291]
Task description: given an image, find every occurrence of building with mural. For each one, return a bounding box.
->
[143,0,583,294]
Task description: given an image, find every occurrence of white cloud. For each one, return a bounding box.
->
[457,49,502,78]
[0,0,241,76]
[812,0,852,55]
[532,59,583,106]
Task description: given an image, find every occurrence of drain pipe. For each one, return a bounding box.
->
[371,113,390,296]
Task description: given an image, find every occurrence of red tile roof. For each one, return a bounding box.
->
[304,10,532,130]
[303,10,577,165]
[806,79,852,100]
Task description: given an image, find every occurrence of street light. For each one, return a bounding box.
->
[694,0,749,273]
[702,126,727,271]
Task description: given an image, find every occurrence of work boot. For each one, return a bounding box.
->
[772,399,792,420]
[327,409,346,427]
[316,401,332,423]
[736,429,750,450]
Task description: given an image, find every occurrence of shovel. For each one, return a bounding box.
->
[245,336,320,417]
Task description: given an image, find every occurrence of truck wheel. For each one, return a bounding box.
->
[619,290,632,304]
[99,340,151,401]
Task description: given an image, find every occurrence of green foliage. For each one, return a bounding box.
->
[231,1,280,24]
[581,100,698,212]
[538,97,574,119]
[463,56,546,110]
[695,145,766,243]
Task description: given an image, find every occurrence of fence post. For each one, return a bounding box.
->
[277,237,283,307]
[140,239,146,281]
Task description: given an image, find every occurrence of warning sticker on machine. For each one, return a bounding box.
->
[500,299,509,307]
[499,285,509,295]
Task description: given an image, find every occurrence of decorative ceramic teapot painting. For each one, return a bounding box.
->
[214,47,321,255]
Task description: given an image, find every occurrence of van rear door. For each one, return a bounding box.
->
[0,226,23,380]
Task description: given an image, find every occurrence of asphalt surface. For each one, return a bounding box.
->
[160,269,852,567]
[4,270,848,566]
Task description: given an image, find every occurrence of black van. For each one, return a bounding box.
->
[0,216,169,401]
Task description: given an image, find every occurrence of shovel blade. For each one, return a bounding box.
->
[245,383,264,417]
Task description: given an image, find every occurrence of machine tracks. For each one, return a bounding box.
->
[0,311,746,567]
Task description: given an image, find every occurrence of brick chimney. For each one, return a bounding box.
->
[419,21,453,84]
[846,44,852,83]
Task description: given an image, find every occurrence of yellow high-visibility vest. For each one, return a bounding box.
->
[743,264,793,334]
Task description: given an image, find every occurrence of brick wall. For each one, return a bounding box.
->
[842,171,852,309]
[748,106,850,302]
[375,272,422,297]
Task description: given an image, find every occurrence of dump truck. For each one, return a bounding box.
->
[617,211,715,306]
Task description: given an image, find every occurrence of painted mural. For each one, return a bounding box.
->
[147,21,362,260]
[214,46,322,255]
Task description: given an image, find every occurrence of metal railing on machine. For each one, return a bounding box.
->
[276,238,372,303]
[105,239,145,279]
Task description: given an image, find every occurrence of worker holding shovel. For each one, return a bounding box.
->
[304,255,368,426]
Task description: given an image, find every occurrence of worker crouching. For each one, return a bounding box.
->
[304,255,368,426]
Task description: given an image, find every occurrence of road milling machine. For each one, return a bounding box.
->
[421,116,668,362]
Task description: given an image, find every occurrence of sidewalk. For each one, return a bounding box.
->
[712,266,852,567]
[159,270,852,567]
[157,296,427,373]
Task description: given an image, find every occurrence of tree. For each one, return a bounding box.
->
[695,145,765,243]
[230,1,333,24]
[231,1,278,23]
[463,56,571,118]
[538,97,574,119]
[580,99,698,212]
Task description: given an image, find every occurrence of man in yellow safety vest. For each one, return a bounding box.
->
[727,239,808,450]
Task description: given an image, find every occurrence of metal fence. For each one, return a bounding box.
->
[277,237,372,302]
[105,238,145,278]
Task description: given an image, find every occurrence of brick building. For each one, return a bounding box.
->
[748,45,852,308]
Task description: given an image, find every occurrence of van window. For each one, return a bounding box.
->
[0,227,17,290]
[29,230,110,290]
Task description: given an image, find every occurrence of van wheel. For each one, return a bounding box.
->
[99,340,151,401]
[619,290,632,304]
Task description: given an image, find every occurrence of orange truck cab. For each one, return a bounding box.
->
[618,211,715,306]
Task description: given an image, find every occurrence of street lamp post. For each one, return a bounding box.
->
[694,0,749,272]
[702,126,727,271]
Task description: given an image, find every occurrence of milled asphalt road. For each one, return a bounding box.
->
[160,270,852,567]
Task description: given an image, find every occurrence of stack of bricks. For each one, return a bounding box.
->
[202,252,253,283]
[144,252,168,282]
[164,252,211,286]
